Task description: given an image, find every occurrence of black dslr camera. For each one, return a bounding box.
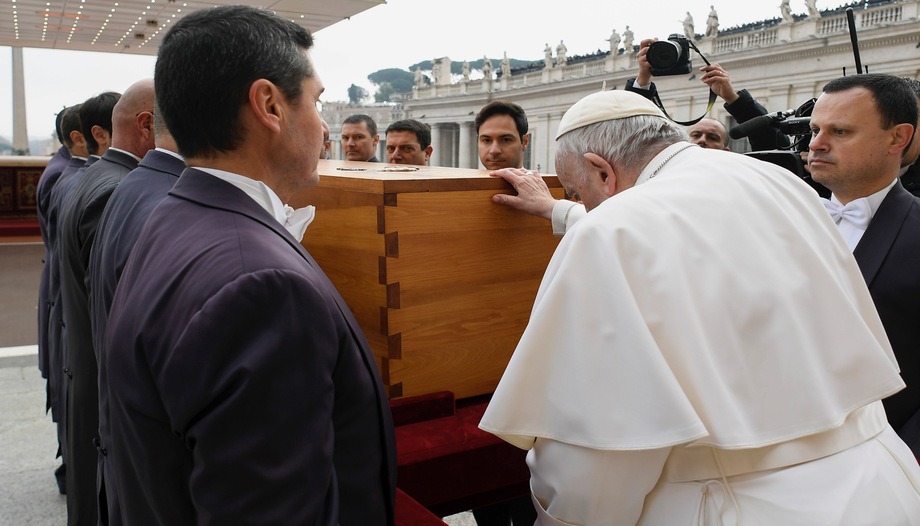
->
[647,34,692,76]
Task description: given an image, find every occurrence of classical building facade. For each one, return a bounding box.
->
[323,0,920,172]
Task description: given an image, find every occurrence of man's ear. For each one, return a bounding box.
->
[583,152,617,197]
[70,130,86,148]
[891,123,915,156]
[521,132,530,149]
[91,125,110,151]
[424,145,433,162]
[248,78,283,134]
[137,111,154,143]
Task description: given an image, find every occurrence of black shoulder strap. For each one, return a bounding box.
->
[648,39,718,127]
[649,88,718,127]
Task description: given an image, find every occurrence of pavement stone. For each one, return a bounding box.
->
[0,361,66,525]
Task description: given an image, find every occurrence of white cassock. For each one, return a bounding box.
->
[480,142,920,525]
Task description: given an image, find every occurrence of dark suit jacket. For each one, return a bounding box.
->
[37,146,72,382]
[900,162,920,199]
[46,156,94,452]
[853,181,920,454]
[59,147,141,526]
[102,168,396,526]
[88,148,185,526]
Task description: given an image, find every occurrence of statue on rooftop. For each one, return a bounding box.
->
[623,26,634,53]
[482,55,493,80]
[780,0,794,23]
[705,6,719,37]
[805,0,820,18]
[683,12,695,40]
[608,29,621,54]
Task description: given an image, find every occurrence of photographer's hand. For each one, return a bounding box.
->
[635,39,656,87]
[700,64,740,104]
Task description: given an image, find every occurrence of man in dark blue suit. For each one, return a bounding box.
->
[37,108,72,388]
[808,74,920,455]
[88,113,184,525]
[35,106,73,493]
[59,80,154,526]
[43,100,103,496]
[101,6,396,525]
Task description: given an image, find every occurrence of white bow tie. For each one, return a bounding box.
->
[823,198,870,230]
[282,204,316,242]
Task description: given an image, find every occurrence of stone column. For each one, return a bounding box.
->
[12,47,29,155]
[430,123,443,167]
[458,121,474,169]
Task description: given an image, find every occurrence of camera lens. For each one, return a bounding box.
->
[647,40,681,69]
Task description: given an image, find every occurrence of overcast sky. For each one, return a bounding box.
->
[0,1,808,139]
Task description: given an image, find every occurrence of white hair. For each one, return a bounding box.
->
[555,115,688,182]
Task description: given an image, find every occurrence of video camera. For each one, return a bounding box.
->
[647,34,692,76]
[732,98,830,197]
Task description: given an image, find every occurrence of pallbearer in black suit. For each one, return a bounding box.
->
[35,107,73,493]
[102,6,395,525]
[44,100,103,495]
[808,74,920,455]
[89,111,184,526]
[36,109,72,383]
[59,80,155,526]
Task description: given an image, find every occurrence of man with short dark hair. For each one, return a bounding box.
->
[475,100,530,170]
[43,103,92,496]
[37,108,72,383]
[77,92,121,161]
[472,100,538,526]
[35,105,72,495]
[102,6,395,525]
[341,113,380,162]
[808,73,920,454]
[385,119,432,165]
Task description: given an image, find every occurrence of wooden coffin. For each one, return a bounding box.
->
[291,160,565,399]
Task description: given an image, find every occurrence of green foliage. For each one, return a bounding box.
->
[358,55,537,102]
[367,68,416,102]
[406,57,533,75]
[368,68,414,87]
[347,84,368,105]
[374,83,396,103]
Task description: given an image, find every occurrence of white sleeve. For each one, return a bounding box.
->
[551,201,587,237]
[527,438,670,526]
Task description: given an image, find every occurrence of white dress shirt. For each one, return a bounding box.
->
[193,167,315,242]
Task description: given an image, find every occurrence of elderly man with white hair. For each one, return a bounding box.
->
[480,90,920,525]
